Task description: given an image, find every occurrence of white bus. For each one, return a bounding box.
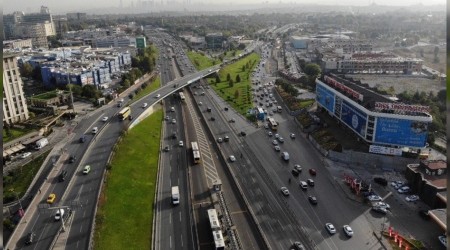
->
[191,142,201,164]
[171,186,179,205]
[212,230,225,250]
[207,209,221,231]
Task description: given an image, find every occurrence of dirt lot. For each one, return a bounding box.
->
[390,44,446,73]
[345,74,445,95]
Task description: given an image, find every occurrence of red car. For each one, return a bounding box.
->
[309,168,317,176]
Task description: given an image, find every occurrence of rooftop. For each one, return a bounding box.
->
[423,159,447,170]
[408,163,447,189]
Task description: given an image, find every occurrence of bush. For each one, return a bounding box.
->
[129,94,134,99]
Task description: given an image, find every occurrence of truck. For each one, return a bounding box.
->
[171,186,180,205]
[35,138,49,150]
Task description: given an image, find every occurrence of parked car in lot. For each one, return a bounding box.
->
[367,195,382,201]
[325,223,336,234]
[373,201,390,210]
[391,181,404,189]
[371,205,388,214]
[398,186,411,194]
[343,225,354,237]
[406,195,419,202]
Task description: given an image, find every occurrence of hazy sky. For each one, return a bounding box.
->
[4,0,446,14]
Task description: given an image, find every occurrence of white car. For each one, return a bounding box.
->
[325,223,336,234]
[217,137,223,143]
[21,152,32,159]
[343,225,353,237]
[373,201,390,210]
[155,94,161,98]
[274,145,281,151]
[171,119,176,124]
[142,103,148,108]
[275,133,280,138]
[179,141,184,147]
[198,102,203,106]
[272,140,278,145]
[398,186,411,194]
[229,155,236,162]
[281,187,290,196]
[290,133,296,139]
[406,195,419,202]
[268,131,273,137]
[101,116,108,122]
[54,208,65,221]
[367,195,382,201]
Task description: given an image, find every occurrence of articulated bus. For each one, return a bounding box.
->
[191,142,201,164]
[118,107,131,120]
[179,91,185,101]
[268,117,278,131]
[207,209,225,250]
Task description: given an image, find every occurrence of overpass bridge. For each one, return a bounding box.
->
[128,65,220,129]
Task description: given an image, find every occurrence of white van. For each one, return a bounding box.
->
[172,186,180,205]
[92,127,98,134]
[281,152,290,161]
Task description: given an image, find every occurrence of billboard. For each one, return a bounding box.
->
[369,145,403,156]
[374,117,428,148]
[316,84,335,113]
[340,101,367,137]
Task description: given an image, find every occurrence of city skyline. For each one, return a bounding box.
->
[4,0,446,14]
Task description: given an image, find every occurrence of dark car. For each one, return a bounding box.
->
[210,117,216,121]
[172,132,177,139]
[291,169,300,177]
[374,177,388,186]
[240,131,247,136]
[207,107,212,112]
[58,170,68,182]
[69,156,76,163]
[79,135,86,143]
[308,196,318,205]
[309,168,317,176]
[307,179,315,186]
[25,232,35,245]
[128,115,133,120]
[224,136,230,142]
[419,210,430,220]
[292,242,305,250]
[224,107,229,111]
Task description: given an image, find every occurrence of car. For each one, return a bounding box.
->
[69,155,76,163]
[268,131,273,137]
[309,168,317,176]
[290,133,296,139]
[224,107,229,111]
[207,107,212,112]
[179,141,184,147]
[47,193,56,204]
[25,232,36,245]
[299,181,308,190]
[170,106,175,112]
[281,187,290,196]
[229,155,236,162]
[230,118,236,123]
[198,101,203,106]
[142,103,148,108]
[308,196,318,205]
[367,195,382,201]
[58,170,68,182]
[278,137,284,143]
[325,223,336,234]
[373,201,390,210]
[79,135,86,143]
[240,131,246,136]
[398,186,411,194]
[406,195,419,202]
[92,127,98,134]
[165,116,170,121]
[293,164,302,172]
[419,210,430,220]
[54,208,65,221]
[224,136,230,142]
[101,116,108,122]
[343,225,353,237]
[217,137,223,143]
[374,177,388,186]
[272,140,278,145]
[307,179,315,186]
[83,165,91,174]
[275,133,280,138]
[21,152,32,159]
[291,169,300,177]
[171,119,176,124]
[292,242,305,250]
[128,115,133,120]
[274,145,281,151]
[210,117,216,121]
[156,94,161,98]
[264,124,269,129]
[372,205,388,214]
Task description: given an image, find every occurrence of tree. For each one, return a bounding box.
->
[242,65,246,71]
[226,73,231,81]
[32,66,42,82]
[123,79,131,88]
[234,89,240,99]
[215,75,221,83]
[228,79,234,88]
[82,85,99,99]
[236,74,241,83]
[20,63,33,78]
[66,84,82,96]
[304,63,321,83]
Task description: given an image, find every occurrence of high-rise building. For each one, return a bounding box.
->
[3,53,30,125]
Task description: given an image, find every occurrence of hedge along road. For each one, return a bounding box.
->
[93,108,163,250]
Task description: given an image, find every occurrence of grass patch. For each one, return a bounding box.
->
[32,90,59,100]
[129,76,161,105]
[187,51,218,70]
[209,53,260,115]
[223,50,242,59]
[94,108,163,250]
[298,99,315,109]
[3,127,36,143]
[3,150,51,203]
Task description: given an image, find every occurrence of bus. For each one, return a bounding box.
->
[207,209,225,250]
[191,142,201,164]
[118,107,131,120]
[179,91,185,101]
[207,209,221,231]
[268,117,278,131]
[212,230,225,250]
